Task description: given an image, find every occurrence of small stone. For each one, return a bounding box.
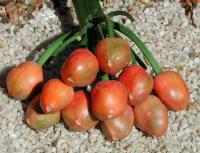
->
[0,39,5,48]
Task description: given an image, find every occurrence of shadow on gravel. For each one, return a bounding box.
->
[0,65,14,89]
[52,0,75,32]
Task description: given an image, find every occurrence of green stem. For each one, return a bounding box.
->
[72,0,103,26]
[80,32,88,47]
[101,74,109,81]
[113,22,163,74]
[52,23,93,57]
[97,24,104,39]
[105,16,114,38]
[37,33,72,66]
[130,49,136,64]
[131,49,147,69]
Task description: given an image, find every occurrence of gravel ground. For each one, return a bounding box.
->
[0,0,200,153]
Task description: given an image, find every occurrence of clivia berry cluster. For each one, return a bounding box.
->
[6,0,190,141]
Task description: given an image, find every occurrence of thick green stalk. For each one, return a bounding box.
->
[72,0,103,26]
[105,16,114,38]
[113,22,163,74]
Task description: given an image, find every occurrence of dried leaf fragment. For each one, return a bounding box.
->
[180,0,198,27]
